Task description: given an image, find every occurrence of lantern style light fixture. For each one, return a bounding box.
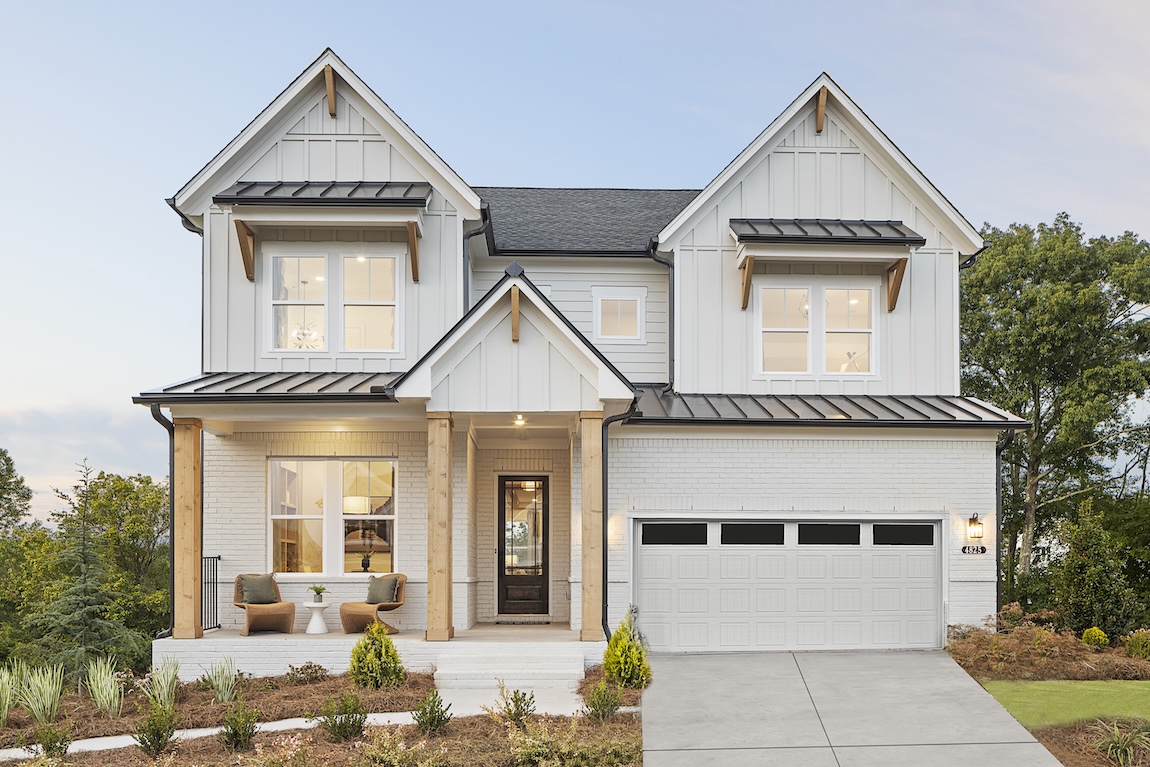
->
[968,513,984,539]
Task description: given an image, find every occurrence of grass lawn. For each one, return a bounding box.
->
[983,680,1150,728]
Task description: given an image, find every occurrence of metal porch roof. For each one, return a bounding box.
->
[214,181,432,206]
[133,372,400,405]
[729,219,927,247]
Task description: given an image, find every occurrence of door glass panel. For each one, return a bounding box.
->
[721,523,784,545]
[873,524,934,546]
[797,523,860,545]
[503,479,544,576]
[641,523,708,545]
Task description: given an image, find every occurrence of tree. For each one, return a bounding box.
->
[960,214,1150,597]
[0,447,32,531]
[1050,500,1138,637]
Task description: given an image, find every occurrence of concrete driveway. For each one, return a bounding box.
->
[642,651,1062,766]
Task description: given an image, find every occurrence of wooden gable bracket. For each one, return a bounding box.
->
[886,257,908,312]
[815,86,828,134]
[234,219,256,282]
[511,285,521,342]
[406,221,420,282]
[740,255,755,310]
[324,64,337,117]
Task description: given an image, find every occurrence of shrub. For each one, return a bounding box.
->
[349,622,405,689]
[203,656,239,703]
[483,681,535,730]
[1051,501,1138,638]
[603,606,652,689]
[142,658,181,710]
[286,661,329,685]
[219,698,260,751]
[85,655,124,717]
[310,691,367,741]
[1084,627,1110,650]
[247,733,315,767]
[582,679,622,723]
[19,665,65,726]
[1123,630,1150,661]
[360,728,449,767]
[411,690,452,736]
[29,723,72,759]
[508,718,642,767]
[0,667,15,727]
[1093,719,1150,767]
[134,701,180,758]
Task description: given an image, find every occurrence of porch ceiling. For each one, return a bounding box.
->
[469,412,573,447]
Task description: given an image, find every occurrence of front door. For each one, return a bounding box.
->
[498,476,548,614]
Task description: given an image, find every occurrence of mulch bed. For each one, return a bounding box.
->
[1031,720,1150,767]
[948,626,1150,681]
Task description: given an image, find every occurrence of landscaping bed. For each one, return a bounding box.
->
[948,626,1150,682]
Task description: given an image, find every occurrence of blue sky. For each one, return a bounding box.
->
[1,0,1148,517]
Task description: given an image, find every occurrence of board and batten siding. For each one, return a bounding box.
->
[473,259,669,384]
[605,428,998,631]
[665,103,964,396]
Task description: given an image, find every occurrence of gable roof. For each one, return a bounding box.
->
[657,73,982,254]
[475,187,700,254]
[172,49,481,220]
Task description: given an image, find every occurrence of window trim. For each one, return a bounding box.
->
[341,254,400,353]
[269,256,328,352]
[591,285,647,344]
[267,457,400,579]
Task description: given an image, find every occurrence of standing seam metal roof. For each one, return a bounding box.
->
[729,219,927,246]
[213,181,433,206]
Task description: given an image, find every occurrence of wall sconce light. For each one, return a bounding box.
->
[968,513,984,539]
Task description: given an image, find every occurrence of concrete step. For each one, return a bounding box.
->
[434,652,586,690]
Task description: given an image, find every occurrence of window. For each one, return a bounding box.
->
[758,285,876,376]
[641,523,707,545]
[873,524,934,546]
[343,256,397,351]
[592,286,646,343]
[269,458,398,575]
[797,523,860,545]
[272,257,326,350]
[721,523,784,545]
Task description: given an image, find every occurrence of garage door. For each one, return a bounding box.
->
[636,520,940,652]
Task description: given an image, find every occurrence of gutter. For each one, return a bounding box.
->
[995,428,1016,619]
[166,197,203,235]
[959,240,992,270]
[601,398,640,641]
[150,404,176,639]
[461,203,492,309]
[647,238,675,393]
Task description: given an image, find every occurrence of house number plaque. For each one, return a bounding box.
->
[961,545,987,554]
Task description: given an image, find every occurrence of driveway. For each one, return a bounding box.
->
[642,652,1062,766]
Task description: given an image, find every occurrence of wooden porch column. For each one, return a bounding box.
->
[426,413,454,641]
[579,412,604,641]
[172,418,203,639]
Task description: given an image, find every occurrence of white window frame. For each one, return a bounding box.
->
[267,457,400,579]
[823,287,875,375]
[753,277,880,379]
[758,286,812,375]
[269,255,328,352]
[260,241,407,358]
[341,254,400,353]
[591,285,647,344]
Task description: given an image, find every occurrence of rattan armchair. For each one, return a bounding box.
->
[234,574,295,636]
[340,574,407,634]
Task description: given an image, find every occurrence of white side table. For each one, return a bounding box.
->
[304,601,330,634]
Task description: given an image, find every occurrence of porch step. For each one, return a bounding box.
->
[434,651,586,690]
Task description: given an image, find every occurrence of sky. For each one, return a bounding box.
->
[1,0,1148,519]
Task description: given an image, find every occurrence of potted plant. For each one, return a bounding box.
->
[307,584,327,603]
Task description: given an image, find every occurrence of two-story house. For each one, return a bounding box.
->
[136,49,1024,670]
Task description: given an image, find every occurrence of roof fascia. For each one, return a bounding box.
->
[657,73,982,254]
[173,49,481,220]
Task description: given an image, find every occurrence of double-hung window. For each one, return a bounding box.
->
[824,289,872,373]
[760,288,810,372]
[343,256,397,351]
[759,285,875,376]
[271,257,327,350]
[269,458,398,576]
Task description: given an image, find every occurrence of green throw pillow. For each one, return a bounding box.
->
[240,573,277,604]
[366,574,399,604]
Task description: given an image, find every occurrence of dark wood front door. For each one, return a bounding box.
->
[498,476,548,614]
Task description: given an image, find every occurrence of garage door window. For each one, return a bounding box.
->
[873,524,934,546]
[798,523,860,545]
[642,523,707,545]
[721,523,784,545]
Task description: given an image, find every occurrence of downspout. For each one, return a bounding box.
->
[647,238,675,393]
[150,404,176,639]
[461,203,492,309]
[995,428,1016,622]
[601,397,641,641]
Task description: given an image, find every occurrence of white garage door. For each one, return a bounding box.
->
[636,520,940,652]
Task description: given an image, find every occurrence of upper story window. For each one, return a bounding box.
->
[757,283,876,376]
[592,286,646,344]
[263,242,405,356]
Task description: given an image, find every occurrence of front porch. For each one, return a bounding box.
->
[153,623,607,684]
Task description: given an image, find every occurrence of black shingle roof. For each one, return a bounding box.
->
[474,187,700,253]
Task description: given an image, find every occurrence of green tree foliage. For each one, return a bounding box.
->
[1051,501,1138,637]
[960,214,1150,598]
[0,448,33,532]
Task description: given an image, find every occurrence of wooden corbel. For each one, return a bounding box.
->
[740,256,755,310]
[407,221,420,282]
[235,220,256,282]
[816,86,828,133]
[886,257,908,312]
[511,285,520,342]
[324,64,337,117]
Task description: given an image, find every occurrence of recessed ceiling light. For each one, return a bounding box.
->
[514,414,526,426]
[357,256,366,262]
[849,299,859,304]
[316,276,325,282]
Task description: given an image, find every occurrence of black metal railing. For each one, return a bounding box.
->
[202,555,222,630]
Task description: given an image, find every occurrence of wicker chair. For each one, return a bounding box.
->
[340,574,407,634]
[234,574,295,636]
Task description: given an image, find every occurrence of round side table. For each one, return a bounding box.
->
[304,601,330,634]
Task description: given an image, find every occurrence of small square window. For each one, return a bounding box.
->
[592,287,646,343]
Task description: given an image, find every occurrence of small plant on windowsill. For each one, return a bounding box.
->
[307,585,327,603]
